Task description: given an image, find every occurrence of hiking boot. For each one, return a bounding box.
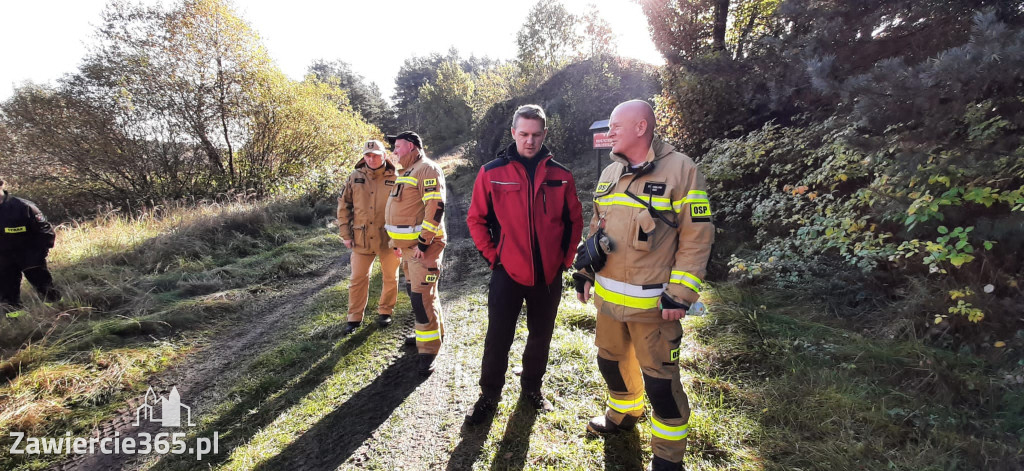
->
[404,334,417,347]
[586,415,639,436]
[648,456,683,471]
[417,353,436,376]
[464,394,498,425]
[342,321,360,336]
[521,390,553,413]
[376,315,393,327]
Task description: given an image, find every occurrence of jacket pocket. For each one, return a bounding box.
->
[630,212,652,252]
[353,225,367,248]
[491,181,522,213]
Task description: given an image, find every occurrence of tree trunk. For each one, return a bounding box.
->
[713,0,730,52]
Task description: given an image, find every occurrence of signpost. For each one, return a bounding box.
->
[590,119,610,175]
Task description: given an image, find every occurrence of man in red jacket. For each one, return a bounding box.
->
[465,104,584,424]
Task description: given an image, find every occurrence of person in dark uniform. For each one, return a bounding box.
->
[0,177,59,310]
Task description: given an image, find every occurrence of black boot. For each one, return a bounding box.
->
[586,415,639,435]
[417,353,436,376]
[342,321,360,336]
[647,456,683,471]
[521,390,553,413]
[376,314,393,327]
[464,394,498,425]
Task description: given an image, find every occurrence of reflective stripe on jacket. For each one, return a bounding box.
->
[583,138,714,321]
[337,160,397,254]
[384,151,447,249]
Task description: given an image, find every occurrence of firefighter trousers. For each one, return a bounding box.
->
[401,241,445,355]
[595,311,691,463]
[347,249,401,322]
[0,250,59,307]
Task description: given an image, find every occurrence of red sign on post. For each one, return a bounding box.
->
[592,132,613,149]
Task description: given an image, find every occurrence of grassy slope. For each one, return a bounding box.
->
[3,157,1021,470]
[0,199,344,470]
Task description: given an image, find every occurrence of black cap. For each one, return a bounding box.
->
[394,131,423,149]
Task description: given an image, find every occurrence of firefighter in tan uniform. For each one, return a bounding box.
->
[385,131,447,376]
[337,140,401,335]
[574,100,714,471]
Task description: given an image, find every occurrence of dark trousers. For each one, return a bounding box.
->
[479,265,563,398]
[0,250,58,307]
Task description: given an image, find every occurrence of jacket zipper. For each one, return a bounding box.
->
[524,161,535,286]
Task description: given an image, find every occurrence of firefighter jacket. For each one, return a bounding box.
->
[0,191,56,254]
[337,159,398,255]
[467,143,584,287]
[384,150,447,250]
[579,138,714,321]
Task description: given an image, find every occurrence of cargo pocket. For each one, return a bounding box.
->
[645,322,683,366]
[353,225,367,248]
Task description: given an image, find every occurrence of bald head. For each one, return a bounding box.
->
[607,100,657,163]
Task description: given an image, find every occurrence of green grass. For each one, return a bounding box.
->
[0,198,343,471]
[3,155,1021,470]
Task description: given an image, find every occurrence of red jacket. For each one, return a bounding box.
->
[467,144,584,287]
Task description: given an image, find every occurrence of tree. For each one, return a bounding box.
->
[307,59,393,131]
[391,53,445,130]
[581,3,617,58]
[418,60,474,152]
[516,0,582,80]
[1,0,379,212]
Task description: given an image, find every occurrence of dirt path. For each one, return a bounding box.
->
[54,255,351,471]
[55,153,481,471]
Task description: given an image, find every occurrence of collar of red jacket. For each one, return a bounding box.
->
[499,142,552,162]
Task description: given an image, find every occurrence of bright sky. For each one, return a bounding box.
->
[0,0,663,103]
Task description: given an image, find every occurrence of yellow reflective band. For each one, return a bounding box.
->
[673,191,711,212]
[416,329,440,341]
[4,226,27,234]
[386,224,423,240]
[596,193,676,212]
[650,419,689,441]
[421,221,439,233]
[421,192,442,201]
[387,231,419,239]
[670,271,703,293]
[594,279,661,310]
[396,176,418,185]
[607,396,644,413]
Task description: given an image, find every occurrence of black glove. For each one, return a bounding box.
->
[572,272,592,294]
[573,228,612,273]
[659,292,690,311]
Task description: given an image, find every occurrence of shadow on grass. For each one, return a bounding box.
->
[489,399,538,471]
[446,411,496,471]
[252,349,426,471]
[150,323,377,470]
[602,427,644,471]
